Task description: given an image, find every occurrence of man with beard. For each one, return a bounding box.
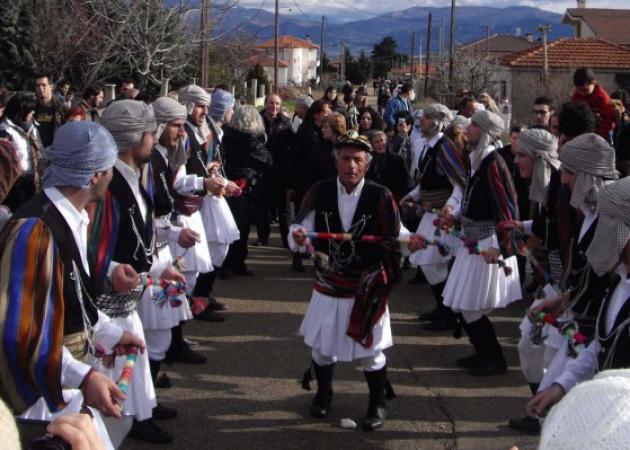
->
[0,122,145,448]
[97,100,185,443]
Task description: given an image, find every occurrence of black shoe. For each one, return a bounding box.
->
[525,281,539,294]
[155,373,172,388]
[207,296,227,311]
[310,391,332,418]
[292,254,306,273]
[418,307,441,322]
[129,419,173,443]
[362,405,386,431]
[194,307,225,322]
[152,403,177,420]
[422,316,457,331]
[231,267,254,276]
[508,416,541,434]
[456,353,481,368]
[168,342,207,364]
[255,240,268,246]
[468,356,508,376]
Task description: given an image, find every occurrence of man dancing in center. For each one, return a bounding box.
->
[290,132,407,431]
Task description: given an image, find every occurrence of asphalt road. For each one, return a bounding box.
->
[121,229,539,450]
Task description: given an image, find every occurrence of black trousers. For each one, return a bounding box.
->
[224,191,254,271]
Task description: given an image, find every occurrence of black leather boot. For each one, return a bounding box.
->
[467,316,507,376]
[423,282,458,331]
[292,253,306,272]
[310,361,334,418]
[362,366,387,431]
[165,325,207,365]
[129,418,173,443]
[455,315,481,367]
[149,359,177,420]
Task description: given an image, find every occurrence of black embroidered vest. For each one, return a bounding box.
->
[596,276,630,370]
[150,149,175,218]
[108,167,153,273]
[461,152,500,222]
[311,179,387,297]
[417,137,453,191]
[184,122,208,195]
[14,193,98,335]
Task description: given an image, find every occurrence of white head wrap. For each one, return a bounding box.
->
[178,85,210,115]
[585,177,630,276]
[469,110,505,170]
[517,128,560,207]
[451,115,471,131]
[152,96,188,170]
[43,121,117,188]
[423,103,453,134]
[559,133,618,210]
[539,369,630,450]
[100,100,157,153]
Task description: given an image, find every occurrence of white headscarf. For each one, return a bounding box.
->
[517,128,560,207]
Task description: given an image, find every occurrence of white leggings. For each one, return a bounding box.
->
[144,328,172,361]
[420,262,449,285]
[311,347,386,372]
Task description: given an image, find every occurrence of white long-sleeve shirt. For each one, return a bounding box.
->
[555,265,630,393]
[44,188,124,388]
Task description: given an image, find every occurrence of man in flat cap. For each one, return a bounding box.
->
[440,109,521,377]
[400,103,467,332]
[97,100,185,444]
[0,121,145,448]
[290,131,407,431]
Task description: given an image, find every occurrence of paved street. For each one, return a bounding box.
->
[122,229,539,450]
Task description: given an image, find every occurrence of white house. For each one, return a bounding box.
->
[256,35,319,87]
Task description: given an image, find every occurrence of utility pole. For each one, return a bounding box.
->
[539,24,551,89]
[340,42,346,83]
[319,15,325,88]
[439,19,445,62]
[200,0,211,87]
[274,0,279,92]
[449,0,456,92]
[410,31,416,81]
[424,13,432,98]
[485,25,490,86]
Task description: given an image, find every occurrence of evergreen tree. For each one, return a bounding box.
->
[371,36,397,79]
[0,1,36,90]
[246,63,270,93]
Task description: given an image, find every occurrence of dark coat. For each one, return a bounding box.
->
[222,125,273,190]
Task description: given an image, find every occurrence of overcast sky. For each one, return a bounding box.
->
[256,0,624,20]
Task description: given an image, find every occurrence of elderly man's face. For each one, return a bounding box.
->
[419,114,436,136]
[265,94,281,118]
[190,103,208,127]
[337,147,370,190]
[371,134,387,154]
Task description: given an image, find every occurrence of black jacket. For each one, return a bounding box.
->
[366,151,412,201]
[222,125,273,189]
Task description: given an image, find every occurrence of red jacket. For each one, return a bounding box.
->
[571,84,614,139]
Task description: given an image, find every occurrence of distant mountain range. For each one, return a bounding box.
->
[176,3,574,56]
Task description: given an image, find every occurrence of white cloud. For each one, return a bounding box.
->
[242,0,625,17]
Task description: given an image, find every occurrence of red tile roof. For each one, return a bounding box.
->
[258,35,319,50]
[500,37,630,70]
[460,34,536,56]
[243,54,288,68]
[563,8,630,46]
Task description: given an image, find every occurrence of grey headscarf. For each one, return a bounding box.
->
[178,85,210,115]
[586,177,630,276]
[100,100,157,153]
[451,115,471,131]
[152,96,188,170]
[295,94,314,110]
[469,110,505,171]
[209,89,235,122]
[517,128,560,207]
[559,133,618,211]
[43,121,117,189]
[423,103,453,134]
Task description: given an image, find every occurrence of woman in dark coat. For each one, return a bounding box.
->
[222,105,273,276]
